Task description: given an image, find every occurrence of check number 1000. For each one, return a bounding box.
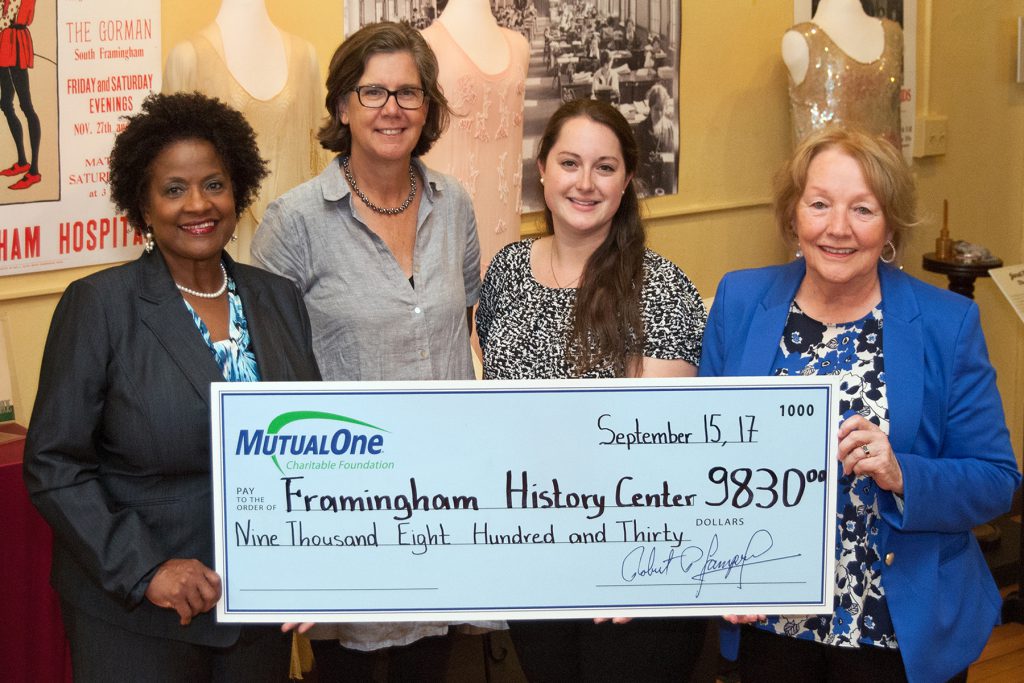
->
[706,466,827,509]
[780,403,815,417]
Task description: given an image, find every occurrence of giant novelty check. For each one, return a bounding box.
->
[211,377,838,623]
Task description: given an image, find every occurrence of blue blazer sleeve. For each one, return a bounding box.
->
[881,300,1020,532]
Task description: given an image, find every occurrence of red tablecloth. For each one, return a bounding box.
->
[0,423,72,682]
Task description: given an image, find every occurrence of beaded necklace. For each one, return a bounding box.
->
[341,156,417,216]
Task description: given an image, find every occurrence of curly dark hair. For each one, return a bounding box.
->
[109,91,269,232]
[536,98,646,377]
[319,22,451,158]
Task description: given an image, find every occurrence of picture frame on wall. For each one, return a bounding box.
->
[345,0,682,211]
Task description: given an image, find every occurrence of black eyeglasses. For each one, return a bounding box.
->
[352,85,426,110]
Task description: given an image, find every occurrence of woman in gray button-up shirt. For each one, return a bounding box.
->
[252,21,482,679]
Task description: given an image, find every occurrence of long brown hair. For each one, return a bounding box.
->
[537,99,646,376]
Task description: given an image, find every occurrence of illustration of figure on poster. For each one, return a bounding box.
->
[345,0,682,211]
[0,0,42,192]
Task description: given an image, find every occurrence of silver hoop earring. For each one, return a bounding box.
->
[880,240,896,264]
[144,228,154,254]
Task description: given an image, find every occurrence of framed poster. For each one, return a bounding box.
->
[0,1,161,276]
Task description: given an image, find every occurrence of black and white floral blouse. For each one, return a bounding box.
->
[760,301,898,650]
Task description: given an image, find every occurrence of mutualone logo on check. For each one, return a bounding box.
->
[234,410,392,474]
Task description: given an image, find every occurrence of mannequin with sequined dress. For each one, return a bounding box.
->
[782,0,902,148]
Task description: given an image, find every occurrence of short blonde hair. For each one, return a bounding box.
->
[774,127,917,259]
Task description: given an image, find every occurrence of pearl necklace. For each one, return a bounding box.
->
[341,156,417,216]
[176,262,228,299]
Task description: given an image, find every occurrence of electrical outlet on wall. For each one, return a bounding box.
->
[912,115,948,157]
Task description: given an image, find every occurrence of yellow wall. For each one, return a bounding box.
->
[3,1,1023,469]
[908,0,1024,463]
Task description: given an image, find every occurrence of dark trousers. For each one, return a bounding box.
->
[0,65,40,172]
[311,632,454,682]
[61,602,290,682]
[510,617,706,682]
[738,625,967,683]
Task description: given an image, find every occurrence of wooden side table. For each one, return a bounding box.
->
[921,252,1003,299]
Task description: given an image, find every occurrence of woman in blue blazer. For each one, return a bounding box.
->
[700,128,1020,683]
[23,93,321,681]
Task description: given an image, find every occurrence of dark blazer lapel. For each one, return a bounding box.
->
[879,265,923,453]
[740,260,805,375]
[137,250,223,405]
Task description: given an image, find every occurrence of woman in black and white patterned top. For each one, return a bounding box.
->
[478,241,703,379]
[476,99,707,681]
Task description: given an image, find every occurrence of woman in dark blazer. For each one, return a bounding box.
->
[23,92,321,681]
[700,128,1020,683]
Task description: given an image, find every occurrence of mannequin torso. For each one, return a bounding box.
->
[782,0,885,84]
[435,0,511,74]
[420,1,530,270]
[214,0,287,100]
[163,5,326,262]
[781,0,902,148]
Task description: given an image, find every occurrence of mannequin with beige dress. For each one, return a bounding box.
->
[782,0,902,148]
[420,0,530,272]
[163,0,326,262]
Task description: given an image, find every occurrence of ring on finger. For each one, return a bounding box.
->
[861,444,871,456]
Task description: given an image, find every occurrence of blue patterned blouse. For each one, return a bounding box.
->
[758,301,897,650]
[182,277,262,382]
